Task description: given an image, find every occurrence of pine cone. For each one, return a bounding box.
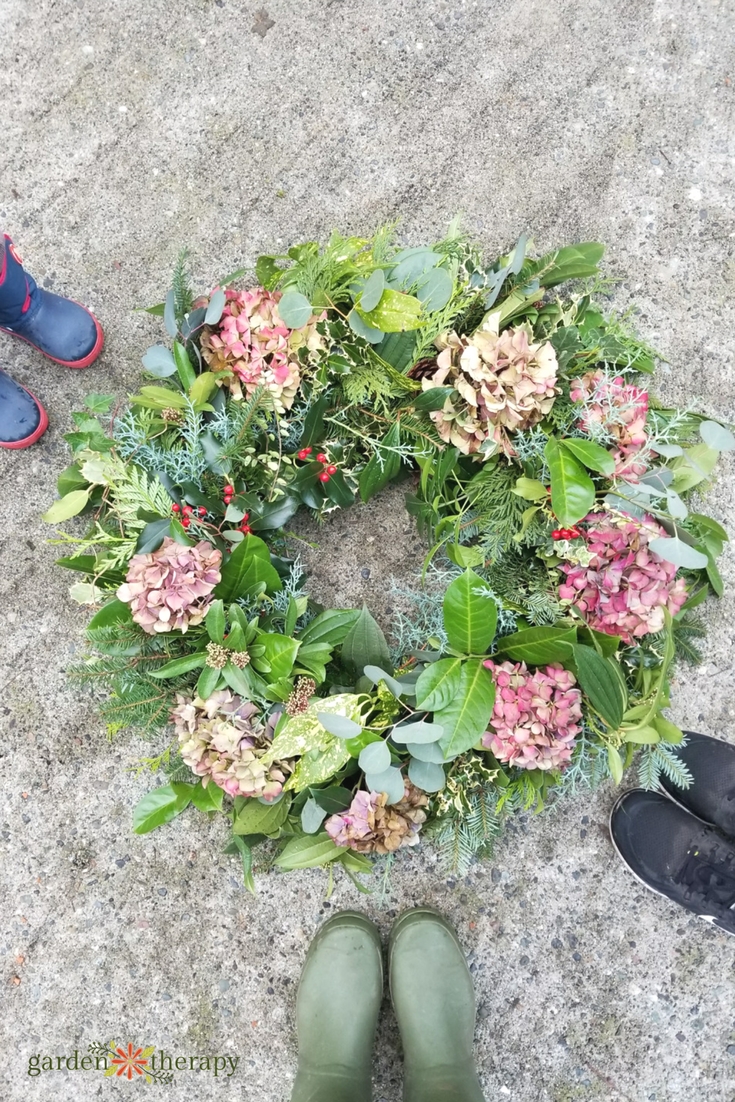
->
[407,356,440,381]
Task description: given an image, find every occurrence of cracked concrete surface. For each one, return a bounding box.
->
[1,0,735,1099]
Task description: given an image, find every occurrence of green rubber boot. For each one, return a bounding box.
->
[290,911,383,1102]
[389,908,486,1102]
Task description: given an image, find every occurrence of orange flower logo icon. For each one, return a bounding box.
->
[109,1043,150,1080]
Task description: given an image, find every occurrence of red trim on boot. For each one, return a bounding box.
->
[0,388,49,449]
[0,302,105,368]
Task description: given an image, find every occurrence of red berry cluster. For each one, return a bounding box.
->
[551,527,582,541]
[223,484,235,506]
[171,502,207,529]
[296,446,338,484]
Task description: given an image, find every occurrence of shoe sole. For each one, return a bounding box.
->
[608,791,735,937]
[0,304,104,368]
[0,389,49,449]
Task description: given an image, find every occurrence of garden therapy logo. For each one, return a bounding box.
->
[27,1041,240,1082]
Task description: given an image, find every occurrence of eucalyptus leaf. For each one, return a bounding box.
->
[317,712,363,739]
[364,766,405,804]
[278,290,314,329]
[205,288,226,325]
[363,664,407,698]
[348,308,384,344]
[404,740,445,763]
[648,537,708,569]
[416,267,453,311]
[700,420,735,452]
[390,720,444,745]
[359,268,385,312]
[358,740,392,773]
[141,345,177,377]
[408,758,446,793]
[163,289,177,337]
[301,797,328,834]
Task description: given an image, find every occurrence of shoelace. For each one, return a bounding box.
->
[674,847,735,910]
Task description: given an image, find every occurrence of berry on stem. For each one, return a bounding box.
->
[181,518,191,529]
[326,464,338,475]
[224,485,235,495]
[551,530,562,540]
[183,505,193,516]
[171,503,181,513]
[316,452,328,463]
[318,472,331,483]
[297,447,313,460]
[198,507,207,517]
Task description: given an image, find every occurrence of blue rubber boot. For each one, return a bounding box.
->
[0,370,48,448]
[0,235,104,367]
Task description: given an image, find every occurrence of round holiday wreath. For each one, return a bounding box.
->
[45,225,733,890]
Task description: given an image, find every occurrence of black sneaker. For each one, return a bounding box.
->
[659,730,735,837]
[610,789,735,935]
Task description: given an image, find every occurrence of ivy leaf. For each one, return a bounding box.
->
[341,604,392,676]
[434,659,496,760]
[545,436,596,526]
[133,783,193,834]
[442,569,498,655]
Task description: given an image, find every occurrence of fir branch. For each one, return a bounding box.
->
[172,248,194,319]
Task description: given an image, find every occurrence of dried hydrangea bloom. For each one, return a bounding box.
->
[325,783,429,854]
[482,660,583,770]
[117,537,221,634]
[171,689,291,801]
[570,369,649,482]
[200,287,323,411]
[558,511,688,643]
[424,322,558,455]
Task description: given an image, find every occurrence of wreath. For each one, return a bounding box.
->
[45,225,733,891]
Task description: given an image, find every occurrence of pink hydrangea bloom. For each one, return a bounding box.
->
[200,287,322,410]
[570,369,649,481]
[558,512,688,642]
[117,537,221,634]
[481,661,583,771]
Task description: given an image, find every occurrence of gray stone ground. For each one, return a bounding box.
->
[1,0,735,1098]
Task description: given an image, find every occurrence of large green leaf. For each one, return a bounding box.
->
[341,604,392,675]
[495,625,577,664]
[215,535,282,601]
[150,652,207,679]
[132,783,193,834]
[374,331,417,371]
[434,659,496,760]
[43,489,91,524]
[88,598,133,630]
[299,609,361,646]
[572,645,626,730]
[233,795,291,836]
[442,569,497,655]
[560,437,615,476]
[274,833,346,870]
[357,288,422,332]
[545,436,596,526]
[414,657,464,711]
[259,634,300,679]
